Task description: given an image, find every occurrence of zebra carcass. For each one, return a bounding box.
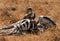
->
[0,19,36,35]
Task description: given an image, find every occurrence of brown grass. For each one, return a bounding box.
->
[0,0,60,41]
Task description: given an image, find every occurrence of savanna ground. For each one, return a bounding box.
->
[0,0,60,41]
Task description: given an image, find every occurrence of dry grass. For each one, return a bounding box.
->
[0,0,60,41]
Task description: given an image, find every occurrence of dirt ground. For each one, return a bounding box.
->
[0,0,60,41]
